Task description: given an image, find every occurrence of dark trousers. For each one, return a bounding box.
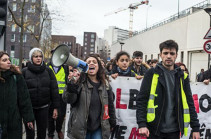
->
[48,95,67,137]
[25,107,49,139]
[148,131,180,139]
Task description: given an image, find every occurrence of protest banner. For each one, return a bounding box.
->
[64,77,211,139]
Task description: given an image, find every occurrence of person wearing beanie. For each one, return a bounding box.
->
[22,48,60,139]
[130,51,150,80]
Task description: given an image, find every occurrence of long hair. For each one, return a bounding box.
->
[0,51,21,82]
[175,62,189,74]
[84,54,106,84]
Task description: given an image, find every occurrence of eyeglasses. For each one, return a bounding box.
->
[162,52,176,56]
[33,55,43,58]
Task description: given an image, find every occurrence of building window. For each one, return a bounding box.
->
[90,52,93,54]
[84,47,87,50]
[90,48,94,51]
[11,24,16,32]
[181,51,184,63]
[23,35,27,42]
[8,15,12,21]
[85,38,87,41]
[11,45,15,51]
[10,45,15,58]
[12,3,17,11]
[91,39,94,42]
[91,34,95,38]
[84,52,87,54]
[11,34,15,42]
[27,25,34,33]
[32,0,36,3]
[90,44,94,47]
[24,15,28,22]
[28,5,35,13]
[84,42,87,46]
[85,33,87,37]
[145,55,147,62]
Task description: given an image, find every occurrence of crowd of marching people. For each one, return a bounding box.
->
[1,39,209,139]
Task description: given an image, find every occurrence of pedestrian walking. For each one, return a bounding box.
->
[136,40,200,139]
[47,50,69,139]
[0,51,34,139]
[63,54,116,139]
[22,48,60,139]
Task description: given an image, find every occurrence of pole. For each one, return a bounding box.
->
[209,15,211,69]
[146,6,149,29]
[178,0,180,18]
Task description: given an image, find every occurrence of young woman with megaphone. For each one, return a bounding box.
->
[63,54,116,139]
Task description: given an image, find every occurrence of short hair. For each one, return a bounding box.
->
[147,59,151,64]
[159,40,178,53]
[132,51,143,58]
[151,59,158,64]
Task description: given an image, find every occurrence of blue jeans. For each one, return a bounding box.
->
[86,128,102,139]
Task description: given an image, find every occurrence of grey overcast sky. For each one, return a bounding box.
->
[45,0,206,44]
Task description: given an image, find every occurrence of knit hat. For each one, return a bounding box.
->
[132,51,143,58]
[29,48,44,62]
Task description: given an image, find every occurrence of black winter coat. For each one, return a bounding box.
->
[136,65,200,136]
[0,71,34,139]
[22,62,60,108]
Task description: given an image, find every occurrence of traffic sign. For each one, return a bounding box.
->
[203,40,211,54]
[204,28,211,39]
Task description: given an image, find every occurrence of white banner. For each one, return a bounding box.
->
[64,78,211,139]
[109,78,211,139]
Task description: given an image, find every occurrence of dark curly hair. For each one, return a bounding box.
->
[84,54,106,84]
[115,51,130,62]
[175,62,189,74]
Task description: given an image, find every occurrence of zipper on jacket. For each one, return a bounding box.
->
[155,90,165,135]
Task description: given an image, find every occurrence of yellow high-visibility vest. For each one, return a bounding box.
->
[147,72,190,136]
[49,65,66,94]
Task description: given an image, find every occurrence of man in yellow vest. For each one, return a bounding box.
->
[136,40,200,139]
[48,50,68,139]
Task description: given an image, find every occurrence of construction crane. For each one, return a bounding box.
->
[105,0,149,37]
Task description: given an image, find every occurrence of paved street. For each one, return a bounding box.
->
[22,122,65,139]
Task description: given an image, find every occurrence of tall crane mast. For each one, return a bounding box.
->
[105,0,149,37]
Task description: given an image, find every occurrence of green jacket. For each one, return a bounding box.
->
[0,71,34,139]
[63,74,115,139]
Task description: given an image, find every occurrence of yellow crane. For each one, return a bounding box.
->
[105,0,149,37]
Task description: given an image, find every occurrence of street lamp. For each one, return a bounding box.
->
[119,41,125,51]
[146,5,152,29]
[178,0,180,18]
[204,8,211,68]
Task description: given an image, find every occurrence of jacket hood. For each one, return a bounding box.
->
[157,62,180,71]
[156,62,183,76]
[29,48,44,62]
